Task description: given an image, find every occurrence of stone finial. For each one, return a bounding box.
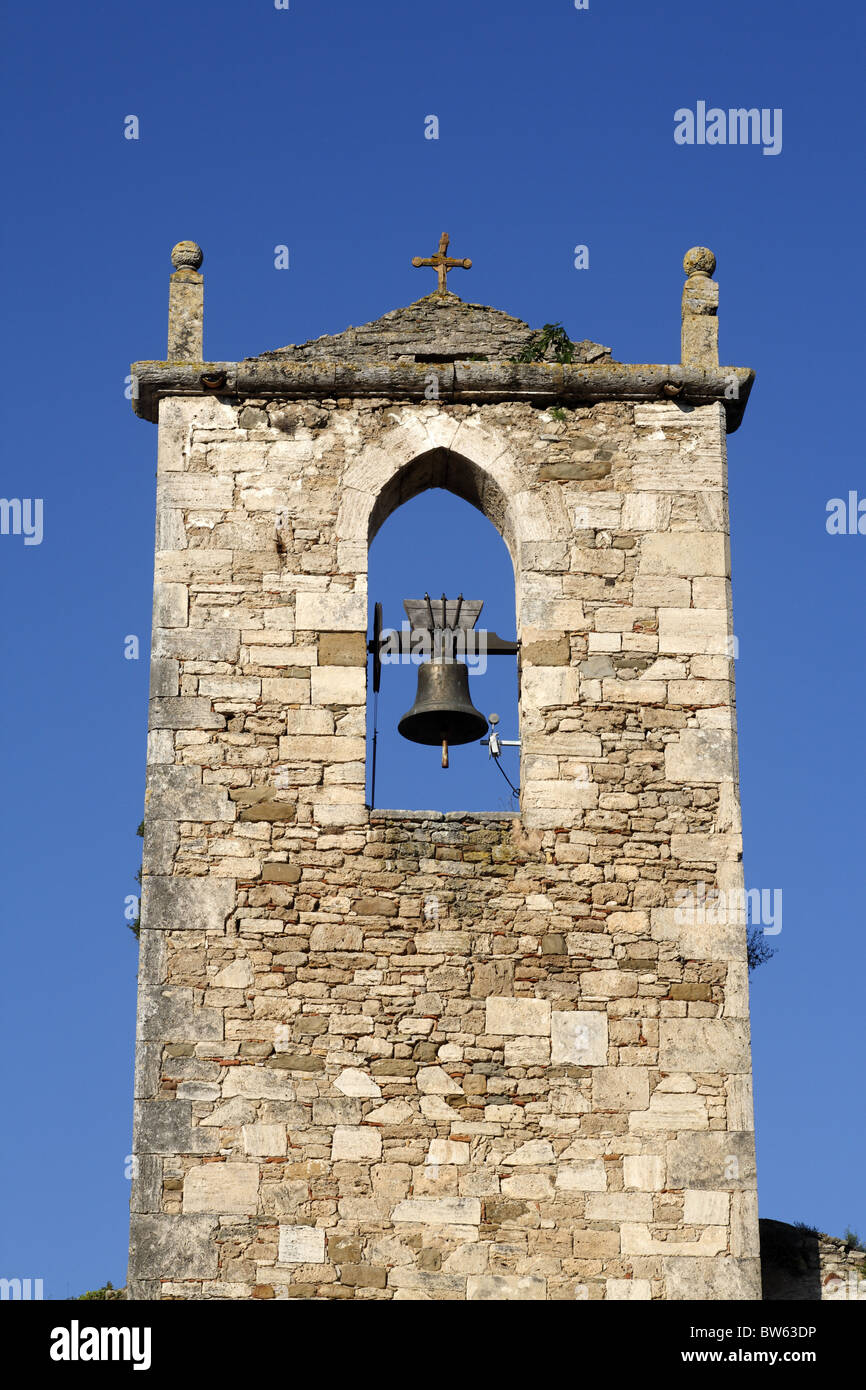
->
[168,241,204,361]
[681,246,719,366]
[683,246,715,278]
[171,240,203,271]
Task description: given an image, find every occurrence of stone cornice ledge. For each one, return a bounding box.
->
[130,359,754,430]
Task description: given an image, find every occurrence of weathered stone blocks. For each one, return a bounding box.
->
[130,354,759,1300]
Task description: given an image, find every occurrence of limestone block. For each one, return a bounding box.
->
[503,1140,555,1166]
[130,1214,218,1280]
[467,1276,546,1301]
[142,817,179,876]
[485,996,551,1037]
[593,607,652,632]
[621,492,673,531]
[684,1190,730,1226]
[392,1198,481,1226]
[592,1067,650,1112]
[148,766,232,823]
[633,403,711,429]
[243,1124,287,1157]
[662,1255,761,1300]
[639,533,727,578]
[334,1068,381,1098]
[567,493,623,529]
[428,1140,470,1165]
[623,1224,727,1257]
[278,1225,326,1264]
[521,667,579,709]
[726,1074,755,1131]
[155,628,239,661]
[156,548,233,584]
[665,1132,757,1190]
[176,1082,220,1101]
[182,1163,259,1215]
[573,1230,620,1258]
[198,677,261,700]
[146,730,175,766]
[629,1091,708,1133]
[522,780,598,811]
[504,1036,550,1066]
[623,1154,665,1190]
[667,679,732,707]
[650,907,744,962]
[135,1099,218,1155]
[692,576,731,608]
[149,697,224,730]
[139,988,223,1045]
[500,1173,553,1199]
[551,1010,608,1065]
[601,679,667,704]
[578,969,637,1000]
[388,1270,464,1298]
[724,962,751,1020]
[632,576,690,608]
[730,1191,760,1257]
[311,666,366,705]
[329,1014,373,1035]
[313,1098,363,1125]
[318,632,367,666]
[555,1161,607,1192]
[370,1102,419,1127]
[658,607,729,656]
[278,735,365,762]
[585,1192,653,1222]
[665,729,734,783]
[669,832,742,864]
[309,923,364,951]
[153,582,188,629]
[141,875,235,933]
[587,632,621,652]
[248,646,304,667]
[213,961,252,992]
[606,1279,652,1300]
[332,1126,382,1161]
[420,1097,458,1122]
[631,444,726,493]
[417,1066,463,1095]
[159,476,234,509]
[222,1068,297,1100]
[659,1019,751,1073]
[295,591,366,632]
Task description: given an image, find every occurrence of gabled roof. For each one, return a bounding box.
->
[249,292,613,365]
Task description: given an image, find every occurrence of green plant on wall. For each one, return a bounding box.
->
[515,323,575,364]
[126,822,144,940]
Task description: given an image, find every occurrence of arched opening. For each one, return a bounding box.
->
[367,451,519,813]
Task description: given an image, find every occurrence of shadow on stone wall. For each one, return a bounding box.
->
[761,1218,866,1300]
[760,1219,822,1300]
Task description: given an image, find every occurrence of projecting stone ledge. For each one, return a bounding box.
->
[130,358,753,428]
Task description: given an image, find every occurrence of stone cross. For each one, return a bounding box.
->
[412,233,471,295]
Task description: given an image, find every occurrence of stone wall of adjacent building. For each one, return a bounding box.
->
[760,1220,866,1301]
[130,393,760,1300]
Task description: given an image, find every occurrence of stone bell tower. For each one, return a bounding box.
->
[128,237,760,1301]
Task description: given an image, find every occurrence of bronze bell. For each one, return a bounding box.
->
[398,658,488,768]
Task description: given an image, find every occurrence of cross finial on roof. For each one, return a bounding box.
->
[411,233,472,295]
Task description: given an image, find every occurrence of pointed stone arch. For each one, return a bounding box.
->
[337,410,566,568]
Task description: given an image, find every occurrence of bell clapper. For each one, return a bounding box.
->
[442,738,449,769]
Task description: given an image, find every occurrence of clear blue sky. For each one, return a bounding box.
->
[1,0,863,1297]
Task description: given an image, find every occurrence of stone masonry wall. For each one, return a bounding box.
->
[130,393,760,1300]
